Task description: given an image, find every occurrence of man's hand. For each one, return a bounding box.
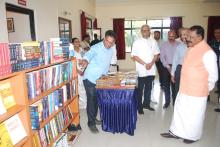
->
[171,75,175,83]
[146,62,153,70]
[78,59,89,68]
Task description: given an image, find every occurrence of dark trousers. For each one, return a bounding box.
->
[156,59,164,86]
[174,65,182,103]
[137,76,155,110]
[163,68,175,105]
[83,79,98,127]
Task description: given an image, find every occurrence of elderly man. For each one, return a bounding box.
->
[79,30,116,133]
[161,25,218,144]
[131,24,159,114]
[160,30,180,108]
[171,28,190,103]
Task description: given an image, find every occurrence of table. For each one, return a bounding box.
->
[96,87,137,136]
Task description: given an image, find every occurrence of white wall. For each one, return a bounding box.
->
[7,11,31,43]
[0,0,96,42]
[96,1,220,70]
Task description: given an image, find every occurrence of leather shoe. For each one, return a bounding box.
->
[143,106,155,111]
[214,108,220,112]
[138,109,144,114]
[163,103,170,109]
[89,125,99,133]
[160,133,180,139]
[95,119,102,125]
[183,139,196,144]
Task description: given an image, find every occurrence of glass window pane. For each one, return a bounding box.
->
[162,29,170,40]
[132,20,146,28]
[125,30,132,52]
[163,19,171,27]
[125,20,131,28]
[147,20,162,28]
[132,29,142,41]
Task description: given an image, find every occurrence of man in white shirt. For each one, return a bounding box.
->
[131,24,160,114]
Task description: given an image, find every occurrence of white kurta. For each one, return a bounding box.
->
[74,48,87,109]
[169,50,218,141]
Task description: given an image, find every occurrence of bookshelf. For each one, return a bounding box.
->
[0,58,79,147]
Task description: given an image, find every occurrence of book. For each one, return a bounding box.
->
[0,123,13,147]
[4,114,27,145]
[0,96,6,115]
[0,81,16,110]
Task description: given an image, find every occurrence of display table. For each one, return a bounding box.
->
[96,86,137,136]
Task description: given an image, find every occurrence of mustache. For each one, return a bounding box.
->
[186,40,192,43]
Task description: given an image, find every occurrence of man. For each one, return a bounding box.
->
[154,31,164,88]
[81,34,91,52]
[208,26,220,112]
[90,33,100,46]
[160,30,180,108]
[171,28,189,103]
[161,25,218,144]
[79,30,116,133]
[131,25,159,114]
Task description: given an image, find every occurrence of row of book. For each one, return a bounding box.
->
[32,106,74,147]
[0,114,27,146]
[30,81,76,130]
[26,61,75,100]
[0,81,16,115]
[0,38,72,77]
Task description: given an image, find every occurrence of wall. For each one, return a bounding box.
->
[0,0,95,42]
[96,1,220,70]
[7,11,31,42]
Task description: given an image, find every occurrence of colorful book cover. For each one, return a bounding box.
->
[4,114,27,145]
[0,82,16,110]
[0,123,13,147]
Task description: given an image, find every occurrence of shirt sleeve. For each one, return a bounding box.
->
[83,46,97,62]
[171,46,180,76]
[160,42,169,68]
[131,40,138,57]
[203,50,218,91]
[152,39,160,55]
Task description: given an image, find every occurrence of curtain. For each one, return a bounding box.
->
[113,18,125,60]
[170,17,182,37]
[93,18,97,29]
[80,11,86,40]
[207,16,220,42]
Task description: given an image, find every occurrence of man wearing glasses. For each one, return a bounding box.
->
[79,30,116,133]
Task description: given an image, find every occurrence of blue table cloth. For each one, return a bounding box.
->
[97,88,137,136]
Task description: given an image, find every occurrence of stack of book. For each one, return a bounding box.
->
[0,43,12,77]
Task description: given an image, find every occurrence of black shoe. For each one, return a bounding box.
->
[215,90,219,93]
[163,103,170,109]
[89,125,99,133]
[214,108,220,112]
[138,109,144,114]
[160,133,180,139]
[95,119,102,125]
[183,139,196,144]
[143,106,155,111]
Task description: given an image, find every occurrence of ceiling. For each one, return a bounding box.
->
[96,0,220,4]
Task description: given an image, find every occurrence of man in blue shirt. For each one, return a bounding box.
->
[171,28,189,104]
[79,30,116,133]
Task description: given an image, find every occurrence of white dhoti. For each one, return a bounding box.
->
[78,75,87,109]
[169,92,207,141]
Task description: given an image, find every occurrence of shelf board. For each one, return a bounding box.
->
[29,78,77,105]
[0,105,25,123]
[0,58,76,81]
[39,96,77,129]
[48,113,79,147]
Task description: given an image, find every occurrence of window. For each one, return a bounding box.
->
[58,17,72,42]
[125,19,171,52]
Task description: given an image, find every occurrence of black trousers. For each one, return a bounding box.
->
[137,76,155,110]
[174,65,182,103]
[83,79,98,127]
[163,68,175,105]
[156,59,165,86]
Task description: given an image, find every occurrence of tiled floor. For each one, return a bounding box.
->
[73,80,220,147]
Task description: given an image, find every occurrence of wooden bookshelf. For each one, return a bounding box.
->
[0,58,79,147]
